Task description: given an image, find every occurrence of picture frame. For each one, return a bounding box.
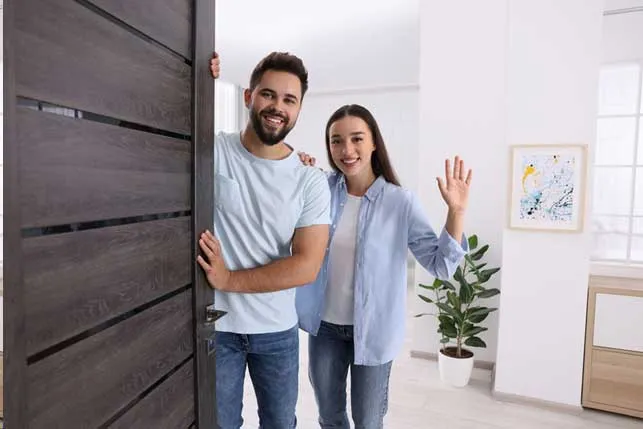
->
[508,144,588,232]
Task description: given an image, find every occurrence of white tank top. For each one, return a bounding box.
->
[323,194,362,325]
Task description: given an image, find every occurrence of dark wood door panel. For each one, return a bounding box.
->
[24,216,191,356]
[18,108,191,228]
[15,0,191,135]
[5,0,216,426]
[87,0,192,59]
[110,360,195,429]
[27,290,194,429]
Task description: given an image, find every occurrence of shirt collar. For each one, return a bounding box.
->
[338,174,386,202]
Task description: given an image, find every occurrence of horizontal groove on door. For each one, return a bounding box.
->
[21,210,191,238]
[80,0,193,62]
[27,284,192,365]
[15,0,192,135]
[17,97,191,141]
[27,290,195,429]
[17,107,191,228]
[102,356,195,429]
[24,216,192,357]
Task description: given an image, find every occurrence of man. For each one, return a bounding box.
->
[197,52,331,428]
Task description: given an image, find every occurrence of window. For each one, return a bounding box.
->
[592,62,643,264]
[214,80,244,133]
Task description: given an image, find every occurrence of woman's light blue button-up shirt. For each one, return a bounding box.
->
[296,173,468,366]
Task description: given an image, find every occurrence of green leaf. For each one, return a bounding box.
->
[418,295,434,304]
[475,263,488,271]
[436,302,459,320]
[470,244,489,261]
[414,313,433,318]
[447,291,460,310]
[469,313,490,324]
[477,288,500,299]
[467,307,492,317]
[453,266,465,283]
[432,278,443,288]
[439,317,457,331]
[438,314,454,326]
[439,320,458,338]
[459,282,474,305]
[418,283,437,290]
[440,338,450,344]
[481,268,500,277]
[466,307,497,324]
[440,281,456,291]
[462,326,488,337]
[467,235,479,250]
[438,326,457,338]
[465,256,482,279]
[464,336,487,348]
[478,268,501,283]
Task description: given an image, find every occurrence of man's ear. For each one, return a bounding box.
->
[243,88,252,108]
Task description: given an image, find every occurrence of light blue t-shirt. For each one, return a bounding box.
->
[213,131,331,334]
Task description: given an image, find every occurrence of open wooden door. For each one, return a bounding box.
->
[3,0,218,427]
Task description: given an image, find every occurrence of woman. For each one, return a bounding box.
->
[296,104,472,429]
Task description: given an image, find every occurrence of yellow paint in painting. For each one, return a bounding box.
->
[522,164,536,193]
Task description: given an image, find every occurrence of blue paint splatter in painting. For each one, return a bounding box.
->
[519,154,575,223]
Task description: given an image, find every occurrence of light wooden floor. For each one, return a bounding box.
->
[238,335,643,429]
[239,331,642,429]
[240,279,643,428]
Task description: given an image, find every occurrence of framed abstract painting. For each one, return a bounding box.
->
[508,144,587,232]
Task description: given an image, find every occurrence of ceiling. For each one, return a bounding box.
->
[215,0,420,92]
[214,0,642,93]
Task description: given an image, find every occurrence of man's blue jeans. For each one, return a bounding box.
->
[308,321,393,429]
[214,324,299,429]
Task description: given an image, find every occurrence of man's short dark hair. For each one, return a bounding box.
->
[249,52,309,98]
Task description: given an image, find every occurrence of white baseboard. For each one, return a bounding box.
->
[491,390,584,415]
[410,350,593,416]
[409,350,495,371]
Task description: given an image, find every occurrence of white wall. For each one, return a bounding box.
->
[287,87,419,192]
[215,0,419,92]
[414,0,604,408]
[495,0,602,407]
[411,0,508,364]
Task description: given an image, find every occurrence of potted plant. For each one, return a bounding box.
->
[416,234,500,387]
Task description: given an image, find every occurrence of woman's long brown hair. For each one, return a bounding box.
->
[324,104,401,186]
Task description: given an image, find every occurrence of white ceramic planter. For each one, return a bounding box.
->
[438,348,474,387]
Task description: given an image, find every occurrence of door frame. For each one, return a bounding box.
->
[191,0,218,427]
[4,0,27,426]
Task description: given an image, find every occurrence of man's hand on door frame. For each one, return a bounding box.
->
[197,230,232,291]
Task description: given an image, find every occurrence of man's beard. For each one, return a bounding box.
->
[250,107,294,146]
